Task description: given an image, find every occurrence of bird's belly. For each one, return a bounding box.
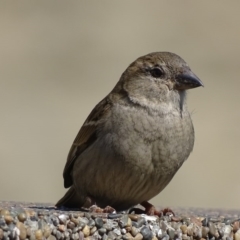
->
[73,108,194,210]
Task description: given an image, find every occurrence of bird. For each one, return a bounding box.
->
[56,52,203,214]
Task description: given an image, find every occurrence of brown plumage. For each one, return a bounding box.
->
[56,52,203,211]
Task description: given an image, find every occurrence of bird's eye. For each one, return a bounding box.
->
[150,67,163,78]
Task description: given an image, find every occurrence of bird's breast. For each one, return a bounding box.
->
[105,102,194,176]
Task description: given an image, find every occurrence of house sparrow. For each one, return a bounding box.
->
[56,52,203,213]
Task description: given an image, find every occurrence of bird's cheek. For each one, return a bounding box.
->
[165,81,174,91]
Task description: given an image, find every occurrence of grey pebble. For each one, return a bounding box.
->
[38,219,47,230]
[182,234,188,240]
[88,219,95,227]
[119,215,129,228]
[162,234,170,240]
[98,228,107,235]
[113,228,121,236]
[140,227,152,240]
[167,227,175,240]
[51,216,59,226]
[64,231,70,238]
[137,218,145,228]
[0,224,8,232]
[108,214,122,219]
[103,222,113,231]
[95,218,104,228]
[0,219,6,226]
[102,233,108,240]
[30,216,38,222]
[209,222,219,238]
[72,227,80,233]
[159,220,168,232]
[79,217,89,226]
[108,231,118,239]
[47,235,56,240]
[78,231,84,240]
[52,228,57,236]
[55,230,62,240]
[182,217,191,226]
[84,213,91,219]
[72,232,79,240]
[58,214,68,224]
[67,221,75,229]
[224,225,232,238]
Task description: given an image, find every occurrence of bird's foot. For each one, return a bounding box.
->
[141,201,175,217]
[88,205,116,213]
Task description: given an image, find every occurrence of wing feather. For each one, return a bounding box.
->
[63,97,112,188]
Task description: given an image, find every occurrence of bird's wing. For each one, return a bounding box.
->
[63,97,112,188]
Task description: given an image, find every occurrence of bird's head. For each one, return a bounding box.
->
[115,52,203,107]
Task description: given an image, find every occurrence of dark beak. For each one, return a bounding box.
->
[175,69,204,90]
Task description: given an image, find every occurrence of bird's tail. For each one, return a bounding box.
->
[56,187,84,208]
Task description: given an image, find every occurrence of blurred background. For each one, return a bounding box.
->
[1,1,239,210]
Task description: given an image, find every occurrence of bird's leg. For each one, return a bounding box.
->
[141,201,175,217]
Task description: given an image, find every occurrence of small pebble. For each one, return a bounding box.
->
[187,223,194,236]
[58,214,68,224]
[58,224,65,232]
[108,230,118,239]
[78,231,84,240]
[209,222,219,238]
[113,228,121,236]
[119,215,129,228]
[102,233,108,240]
[202,227,209,238]
[137,218,145,228]
[82,225,90,237]
[67,221,75,229]
[98,228,107,235]
[233,221,240,233]
[0,210,10,216]
[55,230,63,240]
[129,214,139,221]
[16,222,27,240]
[47,235,56,240]
[0,229,3,240]
[43,225,51,238]
[90,226,97,235]
[131,226,139,237]
[4,215,13,225]
[180,224,187,234]
[167,228,175,240]
[235,229,240,240]
[70,217,78,226]
[223,225,232,239]
[123,232,133,240]
[95,218,104,228]
[17,213,27,223]
[108,214,122,219]
[35,230,43,240]
[79,217,89,226]
[134,233,143,240]
[140,227,152,240]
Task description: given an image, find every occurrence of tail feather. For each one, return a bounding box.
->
[56,187,84,208]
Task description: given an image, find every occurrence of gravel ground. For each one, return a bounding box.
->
[0,201,240,240]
